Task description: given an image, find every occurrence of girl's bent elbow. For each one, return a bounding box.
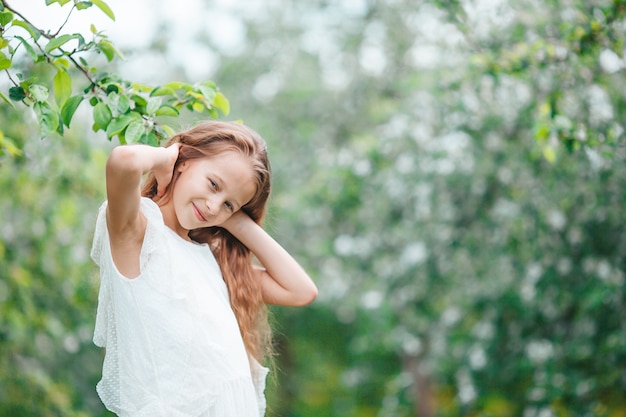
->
[298,284,318,306]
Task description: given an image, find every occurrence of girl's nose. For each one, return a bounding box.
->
[205,198,216,215]
[205,196,223,215]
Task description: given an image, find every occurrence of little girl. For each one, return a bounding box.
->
[90,121,317,417]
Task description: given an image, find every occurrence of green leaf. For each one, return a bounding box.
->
[0,91,15,109]
[54,57,70,69]
[15,36,38,60]
[106,112,141,138]
[8,86,25,101]
[534,123,550,143]
[53,68,72,107]
[44,34,76,53]
[28,84,49,102]
[146,97,162,115]
[33,101,59,137]
[0,133,22,157]
[0,11,13,26]
[150,86,176,97]
[91,0,115,20]
[98,39,120,62]
[212,91,230,115]
[106,91,120,112]
[0,51,11,70]
[140,131,159,146]
[132,83,153,93]
[155,105,179,117]
[130,94,147,114]
[104,83,120,95]
[124,121,145,143]
[163,81,189,91]
[130,94,147,107]
[75,1,93,11]
[56,113,64,135]
[92,102,113,132]
[159,124,175,138]
[201,80,217,89]
[207,107,218,119]
[117,94,130,114]
[12,20,41,40]
[60,95,84,127]
[197,83,216,103]
[192,101,205,113]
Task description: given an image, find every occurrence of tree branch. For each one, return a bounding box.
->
[2,0,52,39]
[4,68,18,87]
[51,4,77,38]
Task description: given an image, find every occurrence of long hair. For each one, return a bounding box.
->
[141,121,273,363]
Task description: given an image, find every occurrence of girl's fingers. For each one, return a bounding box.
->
[168,142,181,159]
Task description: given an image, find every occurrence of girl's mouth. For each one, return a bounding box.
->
[192,203,208,222]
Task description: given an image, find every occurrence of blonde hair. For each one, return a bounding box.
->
[141,121,272,363]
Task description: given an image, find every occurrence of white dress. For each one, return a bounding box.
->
[91,198,268,417]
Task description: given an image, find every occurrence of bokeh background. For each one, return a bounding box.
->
[1,0,626,416]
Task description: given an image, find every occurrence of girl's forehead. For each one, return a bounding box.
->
[195,151,253,171]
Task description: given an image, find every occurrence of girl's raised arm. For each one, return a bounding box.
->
[105,144,179,277]
[222,212,318,306]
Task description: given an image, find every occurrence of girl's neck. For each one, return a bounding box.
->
[155,197,191,241]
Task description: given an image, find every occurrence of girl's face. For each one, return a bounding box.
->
[167,151,256,236]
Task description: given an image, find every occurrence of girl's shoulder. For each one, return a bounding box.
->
[93,197,162,224]
[92,197,166,271]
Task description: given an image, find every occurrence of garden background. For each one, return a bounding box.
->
[1,0,625,416]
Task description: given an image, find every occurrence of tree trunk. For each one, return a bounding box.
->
[403,354,434,417]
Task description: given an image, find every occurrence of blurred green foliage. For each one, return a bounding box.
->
[215,0,626,415]
[0,108,108,415]
[1,0,626,416]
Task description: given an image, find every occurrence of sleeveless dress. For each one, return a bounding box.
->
[91,197,269,417]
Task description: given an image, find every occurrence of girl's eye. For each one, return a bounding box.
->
[225,201,234,211]
[209,180,218,190]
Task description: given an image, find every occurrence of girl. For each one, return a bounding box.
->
[91,121,317,417]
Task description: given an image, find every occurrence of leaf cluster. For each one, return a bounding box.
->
[0,0,230,156]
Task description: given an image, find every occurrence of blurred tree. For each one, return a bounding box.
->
[436,0,626,156]
[0,108,109,415]
[208,0,626,415]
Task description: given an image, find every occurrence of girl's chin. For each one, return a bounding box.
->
[187,219,219,229]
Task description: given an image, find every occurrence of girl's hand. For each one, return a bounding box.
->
[220,207,318,306]
[154,143,181,198]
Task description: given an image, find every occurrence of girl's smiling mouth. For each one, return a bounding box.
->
[192,203,208,222]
